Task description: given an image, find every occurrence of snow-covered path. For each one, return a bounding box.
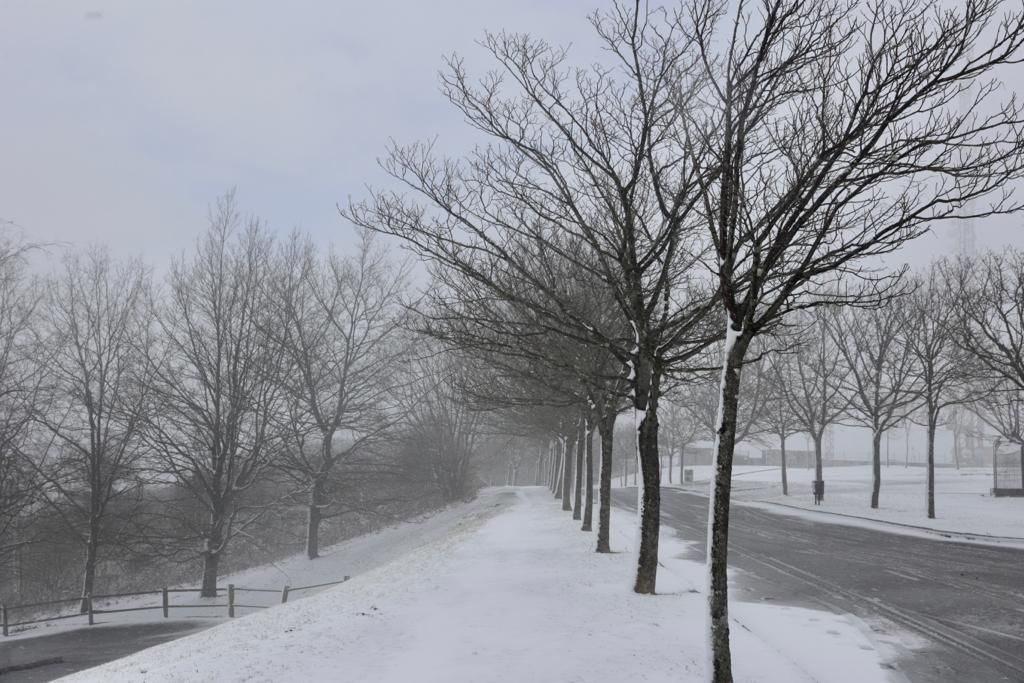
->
[59,487,897,683]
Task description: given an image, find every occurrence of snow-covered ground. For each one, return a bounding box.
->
[6,496,506,641]
[59,487,903,683]
[664,463,1024,541]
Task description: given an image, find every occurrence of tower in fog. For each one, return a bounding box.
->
[954,217,982,464]
[955,218,977,258]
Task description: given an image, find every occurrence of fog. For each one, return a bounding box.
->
[2,3,1021,268]
[3,3,1024,683]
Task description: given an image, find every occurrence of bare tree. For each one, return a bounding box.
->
[675,0,1024,676]
[681,347,769,446]
[974,383,1024,483]
[0,432,36,564]
[397,353,483,502]
[412,253,630,550]
[502,441,526,486]
[570,414,586,521]
[144,194,283,597]
[760,354,801,496]
[954,249,1024,390]
[904,262,977,519]
[32,248,152,611]
[951,249,1024,484]
[274,231,408,559]
[0,237,42,565]
[345,3,719,593]
[659,397,699,484]
[775,315,849,495]
[826,301,920,508]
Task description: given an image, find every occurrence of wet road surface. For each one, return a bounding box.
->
[0,621,213,681]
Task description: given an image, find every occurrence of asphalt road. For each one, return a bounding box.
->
[0,621,214,682]
[614,488,1024,682]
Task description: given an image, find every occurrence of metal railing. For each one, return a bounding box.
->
[2,575,351,636]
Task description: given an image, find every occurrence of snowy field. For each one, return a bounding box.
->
[6,496,506,642]
[59,487,904,683]
[664,463,1024,541]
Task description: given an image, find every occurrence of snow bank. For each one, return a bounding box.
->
[672,465,1024,542]
[58,487,899,683]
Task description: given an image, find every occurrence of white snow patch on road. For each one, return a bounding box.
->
[58,487,900,683]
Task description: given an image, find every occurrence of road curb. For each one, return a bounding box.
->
[739,498,1024,547]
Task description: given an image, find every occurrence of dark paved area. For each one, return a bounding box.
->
[0,621,213,682]
[614,488,1024,682]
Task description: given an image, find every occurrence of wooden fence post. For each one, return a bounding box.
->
[86,595,94,626]
[162,587,169,618]
[228,584,235,618]
[2,605,8,636]
[281,586,289,604]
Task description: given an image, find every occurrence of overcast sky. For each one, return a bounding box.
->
[1,1,1021,270]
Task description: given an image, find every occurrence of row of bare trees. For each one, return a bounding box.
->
[656,252,1024,516]
[0,195,489,608]
[346,0,1024,678]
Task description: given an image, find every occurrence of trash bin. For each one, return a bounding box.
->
[684,468,694,483]
[812,479,825,505]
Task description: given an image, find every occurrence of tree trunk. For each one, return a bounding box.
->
[78,525,100,613]
[573,421,584,521]
[554,440,564,499]
[706,329,747,683]
[582,422,595,531]
[545,443,552,489]
[552,442,559,489]
[679,443,686,484]
[536,446,545,486]
[953,424,961,470]
[597,408,614,553]
[306,477,326,560]
[905,422,910,467]
[992,437,1001,488]
[561,436,573,511]
[667,447,674,484]
[620,333,663,593]
[633,401,661,594]
[549,441,559,492]
[200,513,225,598]
[812,432,825,501]
[871,428,882,509]
[200,551,220,598]
[927,413,937,519]
[779,433,788,496]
